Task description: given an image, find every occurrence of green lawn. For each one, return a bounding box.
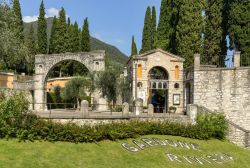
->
[0,135,249,168]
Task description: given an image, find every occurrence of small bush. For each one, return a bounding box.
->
[196,112,228,139]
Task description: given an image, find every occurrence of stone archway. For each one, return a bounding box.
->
[34,51,105,111]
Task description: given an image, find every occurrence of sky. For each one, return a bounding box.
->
[20,0,161,56]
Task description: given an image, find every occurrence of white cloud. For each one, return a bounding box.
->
[23,15,38,23]
[46,8,60,18]
[23,8,69,23]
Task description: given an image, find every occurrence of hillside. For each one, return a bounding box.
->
[23,17,128,66]
[0,135,249,168]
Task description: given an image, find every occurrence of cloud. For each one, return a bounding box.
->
[23,15,38,23]
[23,8,68,23]
[46,8,60,18]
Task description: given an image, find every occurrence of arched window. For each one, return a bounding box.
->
[175,65,179,80]
[174,83,180,89]
[137,64,142,79]
[152,82,156,89]
[158,82,162,89]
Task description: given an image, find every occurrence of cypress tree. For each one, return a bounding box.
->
[72,22,81,52]
[228,0,250,54]
[204,0,224,63]
[221,0,230,57]
[55,7,67,53]
[140,6,152,53]
[49,16,57,54]
[81,18,90,52]
[151,6,157,49]
[131,36,138,56]
[25,25,36,74]
[176,0,204,67]
[37,0,47,54]
[12,0,23,40]
[155,0,172,50]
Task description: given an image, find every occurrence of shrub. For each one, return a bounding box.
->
[196,112,228,139]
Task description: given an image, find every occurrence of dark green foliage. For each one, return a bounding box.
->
[151,6,157,50]
[97,70,117,105]
[155,0,172,50]
[204,0,224,63]
[81,18,90,52]
[37,0,47,54]
[12,0,23,40]
[140,6,152,53]
[49,16,57,54]
[55,8,67,53]
[197,112,228,140]
[131,36,138,56]
[228,0,250,54]
[68,22,81,52]
[25,25,37,74]
[176,0,204,67]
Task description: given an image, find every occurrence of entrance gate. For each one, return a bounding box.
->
[34,51,105,111]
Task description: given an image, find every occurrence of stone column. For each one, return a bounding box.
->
[134,98,143,116]
[187,104,198,124]
[81,100,89,118]
[148,104,154,117]
[194,54,200,69]
[234,51,241,68]
[34,74,45,111]
[123,102,129,117]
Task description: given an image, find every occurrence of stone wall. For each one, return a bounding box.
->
[193,67,250,130]
[227,122,250,147]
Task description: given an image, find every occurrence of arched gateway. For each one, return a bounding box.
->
[34,51,105,111]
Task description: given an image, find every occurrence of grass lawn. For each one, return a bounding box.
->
[0,135,249,168]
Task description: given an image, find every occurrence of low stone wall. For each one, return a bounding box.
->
[227,122,250,148]
[51,116,191,126]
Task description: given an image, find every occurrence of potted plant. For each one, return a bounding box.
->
[169,106,177,113]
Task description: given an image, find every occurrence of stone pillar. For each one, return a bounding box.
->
[194,54,200,69]
[134,98,143,116]
[187,104,198,124]
[81,100,89,118]
[148,104,154,117]
[234,51,241,68]
[123,102,129,117]
[34,74,45,111]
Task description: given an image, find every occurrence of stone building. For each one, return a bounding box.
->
[126,49,185,114]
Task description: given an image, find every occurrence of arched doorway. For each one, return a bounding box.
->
[148,66,169,113]
[185,82,191,107]
[34,51,105,111]
[45,60,90,110]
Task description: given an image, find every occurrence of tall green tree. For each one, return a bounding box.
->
[12,0,23,40]
[155,0,172,50]
[72,22,81,52]
[204,0,224,63]
[25,25,37,74]
[151,6,157,49]
[228,0,250,54]
[81,18,90,52]
[131,35,138,56]
[49,16,57,54]
[140,6,152,53]
[176,0,204,67]
[37,0,47,54]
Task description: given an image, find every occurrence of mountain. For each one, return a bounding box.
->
[23,17,128,67]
